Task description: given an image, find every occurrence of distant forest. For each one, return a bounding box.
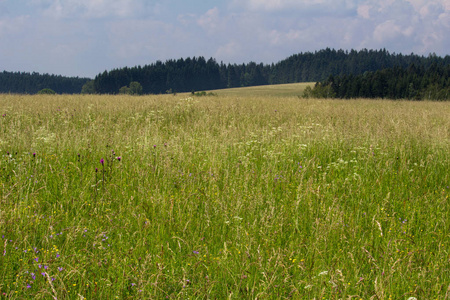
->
[1,48,449,98]
[92,48,450,97]
[0,71,90,94]
[307,63,450,100]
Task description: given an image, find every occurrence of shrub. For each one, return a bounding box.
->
[37,88,57,95]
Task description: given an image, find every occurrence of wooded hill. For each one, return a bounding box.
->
[0,71,90,94]
[1,48,449,96]
[92,48,449,95]
[306,62,450,100]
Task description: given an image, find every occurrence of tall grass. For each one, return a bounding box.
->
[0,94,449,299]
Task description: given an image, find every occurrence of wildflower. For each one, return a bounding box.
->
[33,153,36,157]
[56,254,60,258]
[95,168,98,173]
[153,145,156,148]
[117,156,121,161]
[58,267,63,272]
[27,284,31,289]
[131,283,136,286]
[34,257,39,262]
[193,251,199,254]
[100,158,104,165]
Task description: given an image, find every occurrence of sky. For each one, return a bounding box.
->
[0,0,449,78]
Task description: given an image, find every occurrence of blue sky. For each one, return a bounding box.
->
[1,0,449,78]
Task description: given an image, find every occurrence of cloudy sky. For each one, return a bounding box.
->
[1,0,449,78]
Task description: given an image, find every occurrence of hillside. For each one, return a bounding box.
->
[92,48,450,95]
[0,71,90,94]
[1,48,449,95]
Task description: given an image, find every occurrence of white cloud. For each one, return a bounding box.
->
[1,0,448,78]
[373,20,411,43]
[197,7,220,34]
[33,0,147,19]
[233,0,358,15]
[215,40,243,59]
[0,15,29,37]
[357,4,371,19]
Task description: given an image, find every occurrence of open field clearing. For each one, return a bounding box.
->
[210,82,315,97]
[0,94,449,299]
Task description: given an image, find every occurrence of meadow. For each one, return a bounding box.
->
[0,92,449,299]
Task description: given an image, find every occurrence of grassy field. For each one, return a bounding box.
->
[0,93,449,299]
[210,82,315,97]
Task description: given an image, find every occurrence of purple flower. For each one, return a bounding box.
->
[58,267,63,272]
[44,265,48,270]
[34,257,39,262]
[193,251,199,254]
[31,273,36,280]
[117,156,121,161]
[100,158,104,165]
[131,283,136,286]
[56,254,60,258]
[95,168,98,173]
[38,264,42,268]
[27,284,31,289]
[33,153,36,157]
[153,145,156,148]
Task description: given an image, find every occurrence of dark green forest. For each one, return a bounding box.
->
[92,48,449,96]
[307,62,450,100]
[1,48,449,98]
[0,71,90,94]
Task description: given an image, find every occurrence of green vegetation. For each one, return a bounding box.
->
[2,49,449,96]
[119,82,143,95]
[92,49,450,95]
[307,64,450,101]
[37,88,57,95]
[0,93,449,299]
[191,91,217,97]
[81,81,95,94]
[0,71,90,94]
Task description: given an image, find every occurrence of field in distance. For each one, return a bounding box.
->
[0,94,449,299]
[209,82,315,97]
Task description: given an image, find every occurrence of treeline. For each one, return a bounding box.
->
[92,48,450,95]
[2,48,449,96]
[306,62,450,100]
[0,71,90,94]
[92,57,270,94]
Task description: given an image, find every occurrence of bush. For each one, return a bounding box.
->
[119,82,143,95]
[191,91,217,97]
[37,88,57,95]
[81,81,96,94]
